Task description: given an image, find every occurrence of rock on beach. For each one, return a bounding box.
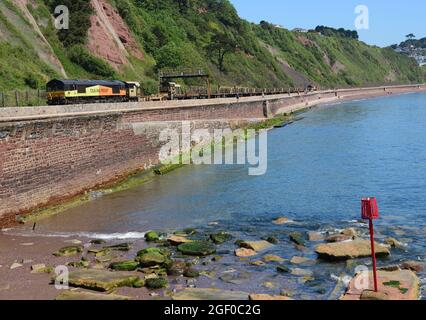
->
[239,240,274,252]
[341,270,420,300]
[272,217,290,225]
[235,248,257,257]
[315,240,390,261]
[56,291,131,300]
[172,288,249,300]
[64,269,141,292]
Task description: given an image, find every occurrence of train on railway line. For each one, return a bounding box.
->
[46,79,141,105]
[46,78,317,105]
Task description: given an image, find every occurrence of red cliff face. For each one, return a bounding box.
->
[86,0,144,69]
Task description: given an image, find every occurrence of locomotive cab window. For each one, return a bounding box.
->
[46,82,63,92]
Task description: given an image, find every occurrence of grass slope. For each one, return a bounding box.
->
[0,1,58,90]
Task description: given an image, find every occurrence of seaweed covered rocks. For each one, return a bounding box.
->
[145,277,168,289]
[145,231,160,242]
[177,241,216,257]
[64,269,141,292]
[136,248,172,268]
[289,232,307,246]
[104,243,131,252]
[53,246,83,257]
[109,260,139,271]
[210,232,232,244]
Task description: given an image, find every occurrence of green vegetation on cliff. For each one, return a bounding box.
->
[254,21,422,87]
[396,37,426,49]
[0,1,57,90]
[422,66,426,78]
[111,0,293,87]
[45,0,93,47]
[0,0,424,92]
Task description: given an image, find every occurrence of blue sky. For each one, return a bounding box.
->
[229,0,425,47]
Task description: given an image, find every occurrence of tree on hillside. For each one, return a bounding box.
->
[176,0,191,12]
[259,21,273,30]
[207,0,241,28]
[205,32,237,72]
[406,33,416,40]
[315,26,358,40]
[154,42,184,71]
[48,0,93,47]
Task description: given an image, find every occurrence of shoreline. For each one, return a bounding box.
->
[1,85,426,228]
[1,89,426,300]
[1,216,423,300]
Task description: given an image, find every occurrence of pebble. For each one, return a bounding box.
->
[325,234,354,243]
[360,290,389,301]
[277,265,291,273]
[384,237,405,249]
[10,263,23,270]
[262,282,277,289]
[298,276,315,284]
[272,217,290,225]
[308,231,324,242]
[64,239,83,245]
[31,264,47,273]
[401,260,425,273]
[240,240,274,252]
[378,265,401,272]
[280,290,293,298]
[341,228,358,237]
[290,256,312,265]
[0,284,10,291]
[291,268,313,277]
[235,248,257,257]
[168,235,192,246]
[263,255,285,263]
[289,232,306,246]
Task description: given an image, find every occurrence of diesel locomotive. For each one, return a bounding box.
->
[46,79,141,105]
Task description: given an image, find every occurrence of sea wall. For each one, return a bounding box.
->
[0,84,425,227]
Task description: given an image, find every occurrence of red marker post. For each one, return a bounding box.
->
[361,197,380,292]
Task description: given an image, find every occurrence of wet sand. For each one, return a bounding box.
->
[0,233,155,300]
[0,233,70,300]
